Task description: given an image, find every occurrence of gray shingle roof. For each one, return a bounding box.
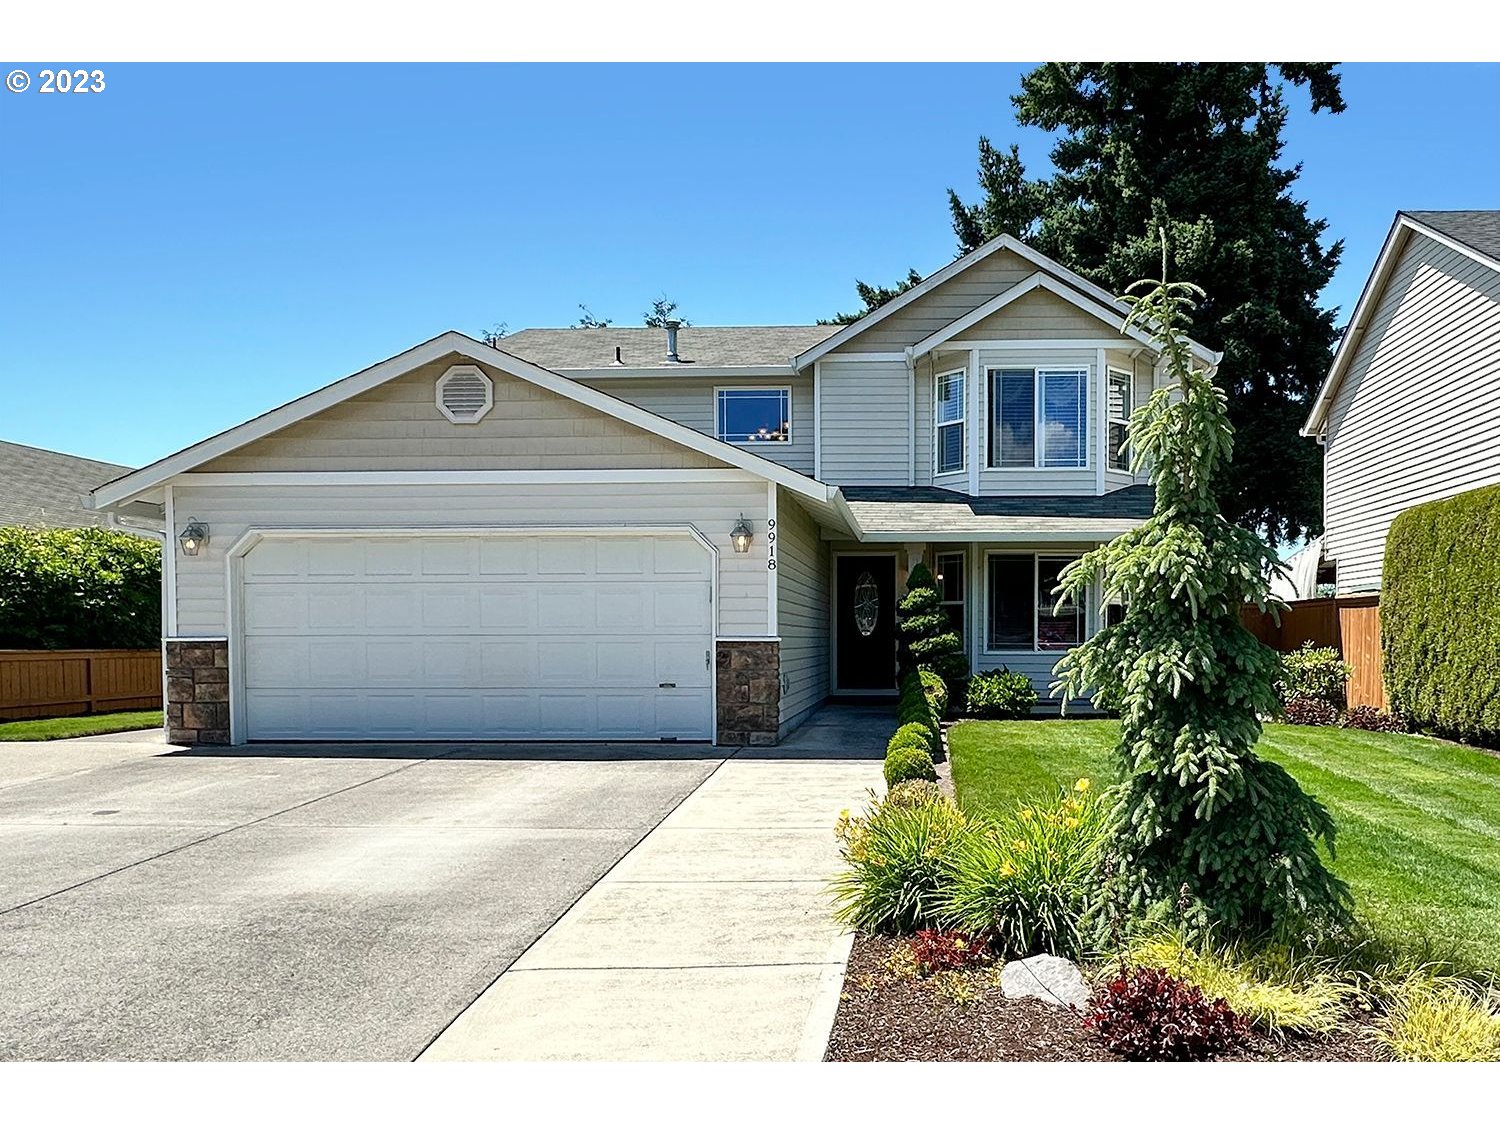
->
[0,440,138,530]
[495,325,839,370]
[1404,211,1500,263]
[841,485,1154,536]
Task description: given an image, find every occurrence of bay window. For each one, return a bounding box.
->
[934,369,966,475]
[989,369,1035,467]
[987,366,1089,469]
[986,553,1087,651]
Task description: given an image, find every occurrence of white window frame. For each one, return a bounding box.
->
[982,550,1087,654]
[1107,366,1132,472]
[984,365,1092,471]
[935,549,966,644]
[933,368,966,476]
[715,385,792,446]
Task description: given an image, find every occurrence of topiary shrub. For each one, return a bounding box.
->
[918,668,949,717]
[0,526,161,649]
[890,721,936,755]
[898,562,968,692]
[965,668,1038,718]
[1278,642,1351,708]
[1087,966,1247,1061]
[1281,697,1340,727]
[884,743,938,788]
[1383,481,1500,744]
[1340,705,1407,734]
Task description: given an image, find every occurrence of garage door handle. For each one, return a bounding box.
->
[658,682,676,689]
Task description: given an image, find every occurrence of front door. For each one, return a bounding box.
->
[835,555,897,692]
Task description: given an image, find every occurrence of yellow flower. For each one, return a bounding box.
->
[1074,777,1091,793]
[1020,807,1035,822]
[999,862,1016,878]
[1064,816,1080,829]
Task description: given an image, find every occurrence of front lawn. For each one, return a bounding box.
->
[948,720,1500,975]
[0,709,163,742]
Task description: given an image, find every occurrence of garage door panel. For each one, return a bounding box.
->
[242,533,714,741]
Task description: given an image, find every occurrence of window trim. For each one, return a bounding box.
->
[982,550,1088,654]
[715,385,792,446]
[1107,366,1133,472]
[935,549,966,644]
[982,365,1093,472]
[932,368,967,477]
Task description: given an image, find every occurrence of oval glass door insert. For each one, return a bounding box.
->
[853,571,880,637]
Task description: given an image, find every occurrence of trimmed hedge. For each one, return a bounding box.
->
[1383,482,1500,742]
[884,742,939,787]
[0,526,161,649]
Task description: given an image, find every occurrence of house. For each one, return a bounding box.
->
[1303,210,1500,595]
[89,234,1216,747]
[0,439,162,537]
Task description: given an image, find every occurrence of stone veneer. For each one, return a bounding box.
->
[164,639,230,745]
[715,639,781,746]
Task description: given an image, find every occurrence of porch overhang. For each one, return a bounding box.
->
[835,485,1153,542]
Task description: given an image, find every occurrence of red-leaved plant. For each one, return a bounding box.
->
[1086,966,1246,1061]
[1281,697,1340,727]
[1340,705,1407,733]
[910,929,990,975]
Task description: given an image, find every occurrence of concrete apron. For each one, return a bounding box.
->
[419,754,883,1062]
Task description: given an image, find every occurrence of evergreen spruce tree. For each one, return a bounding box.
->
[1054,231,1352,941]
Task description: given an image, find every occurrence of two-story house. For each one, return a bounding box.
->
[1303,210,1500,595]
[90,234,1217,747]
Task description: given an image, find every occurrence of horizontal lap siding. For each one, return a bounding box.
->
[1324,235,1500,593]
[169,481,769,638]
[954,287,1118,341]
[819,359,911,485]
[580,375,814,475]
[776,490,830,731]
[197,357,721,472]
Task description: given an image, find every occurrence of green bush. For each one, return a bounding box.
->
[1384,482,1500,743]
[918,668,949,717]
[965,667,1039,718]
[884,743,938,788]
[940,780,1108,957]
[890,721,936,754]
[1278,642,1351,708]
[0,526,161,649]
[833,793,973,933]
[898,563,968,690]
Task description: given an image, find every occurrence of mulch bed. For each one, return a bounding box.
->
[825,934,1386,1062]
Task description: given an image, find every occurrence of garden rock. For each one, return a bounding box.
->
[1000,954,1091,1010]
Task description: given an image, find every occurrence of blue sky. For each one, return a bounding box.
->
[2,62,1497,468]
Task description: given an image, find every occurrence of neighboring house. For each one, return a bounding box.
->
[90,234,1216,747]
[1303,211,1500,595]
[0,439,162,536]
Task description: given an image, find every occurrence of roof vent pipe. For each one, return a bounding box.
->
[664,320,681,363]
[611,345,624,366]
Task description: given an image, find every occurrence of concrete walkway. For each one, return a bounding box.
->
[420,705,888,1062]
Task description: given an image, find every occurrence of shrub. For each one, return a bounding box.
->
[1340,706,1408,734]
[898,563,968,690]
[1087,967,1247,1061]
[1123,930,1352,1037]
[0,526,161,649]
[918,668,949,717]
[832,793,973,933]
[965,668,1038,718]
[884,743,938,788]
[1376,974,1500,1062]
[1281,697,1340,726]
[1384,481,1500,744]
[940,780,1108,958]
[1278,642,1352,708]
[910,929,991,975]
[885,779,948,809]
[890,721,936,754]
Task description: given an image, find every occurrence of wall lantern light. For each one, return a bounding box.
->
[730,515,754,554]
[178,519,210,556]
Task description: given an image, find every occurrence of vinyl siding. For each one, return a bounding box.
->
[1323,233,1500,594]
[775,490,830,732]
[167,480,771,638]
[578,374,815,475]
[195,356,721,473]
[828,249,1035,354]
[818,358,912,485]
[954,286,1119,341]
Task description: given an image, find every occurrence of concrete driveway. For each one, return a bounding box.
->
[0,731,720,1060]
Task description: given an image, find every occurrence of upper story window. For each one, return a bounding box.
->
[987,367,1090,469]
[717,387,790,444]
[1108,368,1132,471]
[934,369,966,475]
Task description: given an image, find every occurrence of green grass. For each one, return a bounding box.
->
[0,710,163,742]
[949,719,1500,975]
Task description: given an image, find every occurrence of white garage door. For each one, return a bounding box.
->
[239,533,714,741]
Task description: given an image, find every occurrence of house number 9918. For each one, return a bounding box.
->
[766,518,777,571]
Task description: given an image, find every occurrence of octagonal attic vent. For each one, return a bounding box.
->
[436,365,494,423]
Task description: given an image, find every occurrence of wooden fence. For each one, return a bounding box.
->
[0,649,162,720]
[1241,595,1384,710]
